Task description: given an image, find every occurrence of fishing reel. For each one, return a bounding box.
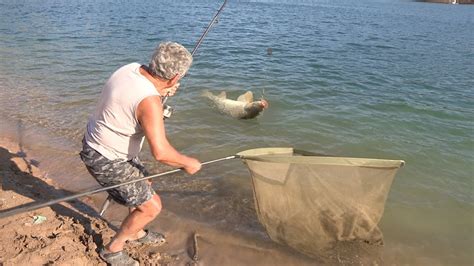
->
[162,94,174,120]
[163,103,174,119]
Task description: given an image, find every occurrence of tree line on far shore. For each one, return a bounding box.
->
[417,0,473,3]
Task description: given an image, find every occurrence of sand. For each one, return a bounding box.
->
[0,136,319,265]
[0,138,107,265]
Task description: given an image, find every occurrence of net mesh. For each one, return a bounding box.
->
[238,148,404,258]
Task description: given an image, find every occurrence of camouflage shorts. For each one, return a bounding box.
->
[79,141,154,207]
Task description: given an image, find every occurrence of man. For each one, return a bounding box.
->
[80,42,201,265]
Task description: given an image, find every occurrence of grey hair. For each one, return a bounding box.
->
[149,42,193,80]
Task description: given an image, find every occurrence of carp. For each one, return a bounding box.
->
[202,90,268,119]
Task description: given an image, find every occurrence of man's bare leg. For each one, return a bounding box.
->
[105,194,162,253]
[126,207,147,241]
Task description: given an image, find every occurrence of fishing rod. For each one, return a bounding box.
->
[0,1,232,220]
[162,0,228,118]
[192,0,228,57]
[0,155,239,220]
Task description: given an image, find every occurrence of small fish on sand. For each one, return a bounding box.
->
[202,90,268,119]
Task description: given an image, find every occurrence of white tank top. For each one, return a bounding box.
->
[85,63,160,161]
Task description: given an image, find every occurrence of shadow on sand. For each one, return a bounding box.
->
[0,120,118,250]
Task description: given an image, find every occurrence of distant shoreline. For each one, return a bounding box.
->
[417,0,473,4]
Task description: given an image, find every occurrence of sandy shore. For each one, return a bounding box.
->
[0,135,320,265]
[0,137,110,264]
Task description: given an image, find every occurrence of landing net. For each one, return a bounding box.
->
[238,148,404,258]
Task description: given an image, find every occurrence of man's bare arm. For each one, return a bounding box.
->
[137,96,201,174]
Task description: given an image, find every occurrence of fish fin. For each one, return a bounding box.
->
[237,91,254,103]
[217,91,227,99]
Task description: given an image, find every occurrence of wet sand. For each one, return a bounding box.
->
[0,136,318,265]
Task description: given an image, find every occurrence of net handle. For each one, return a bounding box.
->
[0,155,239,219]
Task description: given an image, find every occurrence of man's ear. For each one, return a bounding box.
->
[167,74,180,87]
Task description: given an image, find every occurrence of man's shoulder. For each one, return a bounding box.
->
[124,62,141,68]
[117,62,141,73]
[108,63,143,84]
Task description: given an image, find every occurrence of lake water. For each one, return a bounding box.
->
[0,0,473,265]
